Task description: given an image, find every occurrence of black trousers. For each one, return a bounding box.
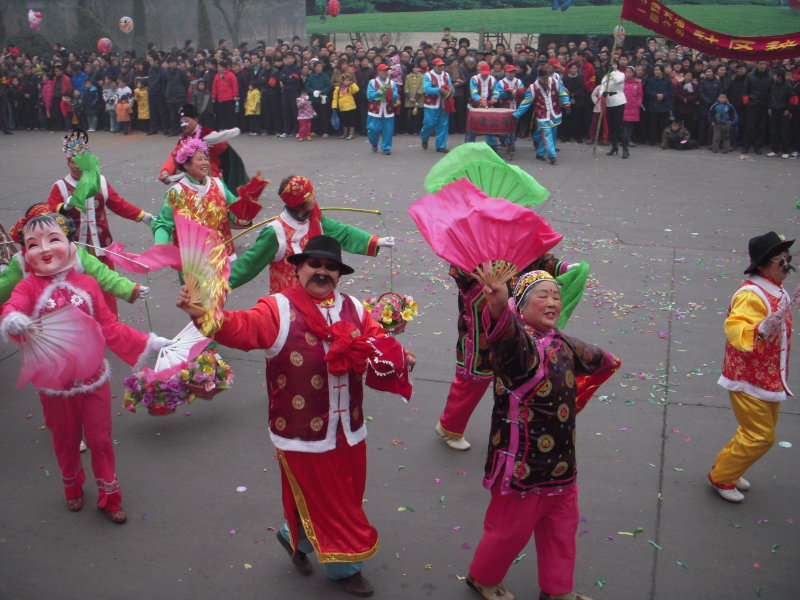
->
[148,94,167,133]
[743,104,768,152]
[167,101,183,135]
[261,95,283,134]
[607,103,626,150]
[214,100,236,130]
[649,112,670,146]
[281,93,298,134]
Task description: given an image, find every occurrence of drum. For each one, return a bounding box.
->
[466,108,516,136]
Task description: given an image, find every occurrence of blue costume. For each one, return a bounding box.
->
[366,75,398,153]
[514,77,571,160]
[420,69,451,151]
[467,73,498,147]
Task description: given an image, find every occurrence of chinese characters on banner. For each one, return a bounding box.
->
[621,0,800,61]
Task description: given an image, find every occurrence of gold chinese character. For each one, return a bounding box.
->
[693,30,720,45]
[765,39,799,51]
[729,39,755,51]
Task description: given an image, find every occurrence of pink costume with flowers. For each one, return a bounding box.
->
[1,270,155,511]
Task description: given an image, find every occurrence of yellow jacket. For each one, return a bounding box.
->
[404,72,424,107]
[135,88,150,119]
[332,83,359,112]
[245,88,261,115]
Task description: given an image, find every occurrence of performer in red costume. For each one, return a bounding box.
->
[177,235,414,597]
[47,130,152,315]
[1,213,170,523]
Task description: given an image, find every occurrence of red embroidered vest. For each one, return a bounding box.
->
[720,279,792,400]
[367,78,394,118]
[268,211,323,295]
[56,176,113,251]
[424,71,450,108]
[266,294,365,451]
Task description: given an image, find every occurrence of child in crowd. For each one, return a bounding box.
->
[39,73,53,132]
[134,79,149,133]
[71,89,84,129]
[191,79,212,127]
[332,73,359,139]
[709,92,738,154]
[660,119,698,150]
[296,89,316,141]
[115,95,132,135]
[102,77,117,132]
[244,81,261,135]
[83,79,100,132]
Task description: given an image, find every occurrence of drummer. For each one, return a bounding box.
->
[466,62,499,151]
[492,64,525,148]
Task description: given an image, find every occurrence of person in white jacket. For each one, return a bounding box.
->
[602,60,628,158]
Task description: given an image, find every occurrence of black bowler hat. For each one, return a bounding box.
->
[179,104,198,119]
[744,231,794,274]
[287,235,355,275]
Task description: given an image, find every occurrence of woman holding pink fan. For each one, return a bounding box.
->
[1,213,171,523]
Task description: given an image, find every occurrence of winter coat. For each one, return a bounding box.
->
[332,83,359,111]
[743,69,772,107]
[279,65,304,98]
[305,72,333,103]
[645,75,672,112]
[673,80,699,116]
[698,76,721,108]
[164,67,189,104]
[623,78,643,122]
[768,80,798,112]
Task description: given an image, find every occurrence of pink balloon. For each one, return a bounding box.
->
[97,37,113,54]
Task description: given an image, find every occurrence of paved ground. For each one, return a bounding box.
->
[0,130,798,600]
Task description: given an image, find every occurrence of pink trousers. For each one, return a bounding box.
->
[438,370,491,437]
[39,381,122,510]
[469,483,579,595]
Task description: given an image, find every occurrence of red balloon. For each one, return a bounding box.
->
[97,37,113,54]
[327,0,340,18]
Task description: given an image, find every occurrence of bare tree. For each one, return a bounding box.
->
[211,0,252,47]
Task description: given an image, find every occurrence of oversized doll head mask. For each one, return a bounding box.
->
[23,214,78,276]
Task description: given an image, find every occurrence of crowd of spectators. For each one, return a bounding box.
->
[1,31,798,157]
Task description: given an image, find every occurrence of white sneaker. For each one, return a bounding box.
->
[766,151,778,157]
[79,440,87,452]
[708,475,744,502]
[435,422,471,450]
[736,476,750,491]
[781,153,789,159]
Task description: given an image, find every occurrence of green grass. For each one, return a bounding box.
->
[307,5,800,36]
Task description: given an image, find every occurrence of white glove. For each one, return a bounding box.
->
[150,335,174,352]
[758,312,784,341]
[3,312,32,336]
[63,196,73,209]
[377,236,395,248]
[137,285,151,300]
[313,90,321,98]
[141,213,154,226]
[566,263,580,271]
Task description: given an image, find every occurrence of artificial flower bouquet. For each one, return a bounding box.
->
[362,292,418,335]
[123,344,234,416]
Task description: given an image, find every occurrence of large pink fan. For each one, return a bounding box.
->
[408,178,562,282]
[17,306,105,389]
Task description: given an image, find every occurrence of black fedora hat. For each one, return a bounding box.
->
[179,104,198,119]
[744,231,794,274]
[287,235,354,275]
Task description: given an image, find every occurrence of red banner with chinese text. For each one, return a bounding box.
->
[621,0,800,61]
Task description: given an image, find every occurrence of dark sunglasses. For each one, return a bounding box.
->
[307,258,340,271]
[770,255,792,267]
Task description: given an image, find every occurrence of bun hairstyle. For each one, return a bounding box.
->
[22,213,76,244]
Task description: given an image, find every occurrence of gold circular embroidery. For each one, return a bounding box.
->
[290,351,304,367]
[492,431,502,446]
[549,352,558,364]
[274,417,287,431]
[536,379,552,397]
[552,461,569,477]
[276,374,287,389]
[557,403,570,423]
[305,332,318,345]
[310,416,324,432]
[565,370,575,389]
[350,328,361,338]
[495,379,505,395]
[513,461,531,479]
[311,374,324,390]
[537,434,555,452]
[352,406,360,420]
[292,395,305,410]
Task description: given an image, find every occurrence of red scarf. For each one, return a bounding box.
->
[281,284,373,376]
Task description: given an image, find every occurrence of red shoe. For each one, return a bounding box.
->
[101,507,128,524]
[66,496,84,512]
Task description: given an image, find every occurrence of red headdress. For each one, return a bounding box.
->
[279,175,314,207]
[9,204,52,243]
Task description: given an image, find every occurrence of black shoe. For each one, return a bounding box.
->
[276,532,313,576]
[754,148,762,155]
[383,150,391,155]
[536,154,546,161]
[622,147,629,159]
[421,141,428,150]
[436,148,448,153]
[338,572,374,597]
[371,145,378,153]
[147,132,157,135]
[549,157,557,165]
[606,148,618,156]
[2,130,12,135]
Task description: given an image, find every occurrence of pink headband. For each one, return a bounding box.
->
[175,137,209,165]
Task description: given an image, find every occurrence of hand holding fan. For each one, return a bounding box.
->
[174,213,231,336]
[408,178,562,286]
[16,306,105,389]
[154,321,211,376]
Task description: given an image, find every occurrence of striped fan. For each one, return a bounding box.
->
[174,213,231,335]
[17,306,105,389]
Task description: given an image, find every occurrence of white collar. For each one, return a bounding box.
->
[751,275,786,298]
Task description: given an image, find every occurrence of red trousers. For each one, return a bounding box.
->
[39,381,122,510]
[438,370,492,437]
[469,483,579,595]
[298,119,312,138]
